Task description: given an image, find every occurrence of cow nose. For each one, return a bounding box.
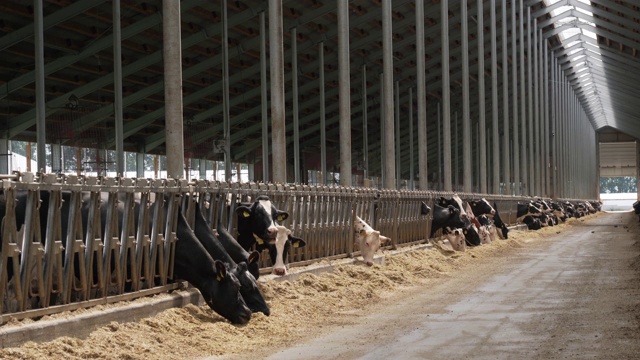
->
[266,227,278,238]
[273,267,287,276]
[491,210,496,215]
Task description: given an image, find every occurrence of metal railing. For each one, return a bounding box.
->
[0,172,595,322]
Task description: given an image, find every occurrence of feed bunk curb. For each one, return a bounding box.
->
[0,225,523,347]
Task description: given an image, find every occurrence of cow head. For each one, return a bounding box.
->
[438,195,467,218]
[202,260,252,324]
[477,225,492,244]
[462,223,482,246]
[236,195,289,245]
[469,198,496,216]
[443,227,466,252]
[354,215,390,266]
[269,225,306,276]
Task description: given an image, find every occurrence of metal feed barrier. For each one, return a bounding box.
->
[0,172,593,323]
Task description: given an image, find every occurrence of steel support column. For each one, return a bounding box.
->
[319,42,327,185]
[543,39,549,196]
[395,81,401,188]
[416,0,428,191]
[0,137,8,174]
[292,27,300,184]
[136,151,144,178]
[162,0,184,179]
[362,65,368,182]
[338,0,352,187]
[382,0,396,189]
[537,28,544,196]
[501,0,511,194]
[462,0,472,193]
[511,0,520,195]
[527,7,535,196]
[35,0,47,172]
[442,0,452,192]
[260,11,269,182]
[490,0,500,194]
[533,19,540,196]
[269,0,286,184]
[409,87,414,190]
[519,0,528,196]
[113,0,124,176]
[222,0,231,182]
[477,0,487,194]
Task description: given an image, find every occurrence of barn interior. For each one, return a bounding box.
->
[0,0,639,195]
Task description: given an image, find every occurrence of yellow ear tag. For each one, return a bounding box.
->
[277,215,285,222]
[256,238,264,245]
[216,275,223,282]
[242,211,250,218]
[293,241,299,248]
[463,230,468,235]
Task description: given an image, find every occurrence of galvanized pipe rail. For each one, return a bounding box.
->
[0,172,595,323]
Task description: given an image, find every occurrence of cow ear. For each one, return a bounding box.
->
[289,235,306,248]
[214,260,227,282]
[380,236,390,244]
[248,250,260,264]
[236,205,251,218]
[275,211,289,222]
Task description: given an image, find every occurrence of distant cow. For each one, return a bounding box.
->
[429,203,481,246]
[634,201,640,221]
[478,215,497,243]
[516,202,542,221]
[235,195,306,276]
[353,215,390,266]
[522,215,542,230]
[492,202,509,239]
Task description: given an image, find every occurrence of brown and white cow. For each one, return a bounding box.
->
[353,215,390,266]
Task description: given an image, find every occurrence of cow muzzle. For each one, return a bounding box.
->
[272,267,287,276]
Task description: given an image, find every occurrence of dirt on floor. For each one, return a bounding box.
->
[0,211,638,359]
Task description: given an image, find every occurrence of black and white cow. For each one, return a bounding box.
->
[235,195,306,276]
[437,194,468,218]
[516,202,543,221]
[468,198,496,217]
[172,204,252,324]
[429,203,481,247]
[216,222,261,281]
[192,204,269,316]
[492,202,509,239]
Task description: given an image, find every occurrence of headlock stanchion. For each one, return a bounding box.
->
[0,172,599,323]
